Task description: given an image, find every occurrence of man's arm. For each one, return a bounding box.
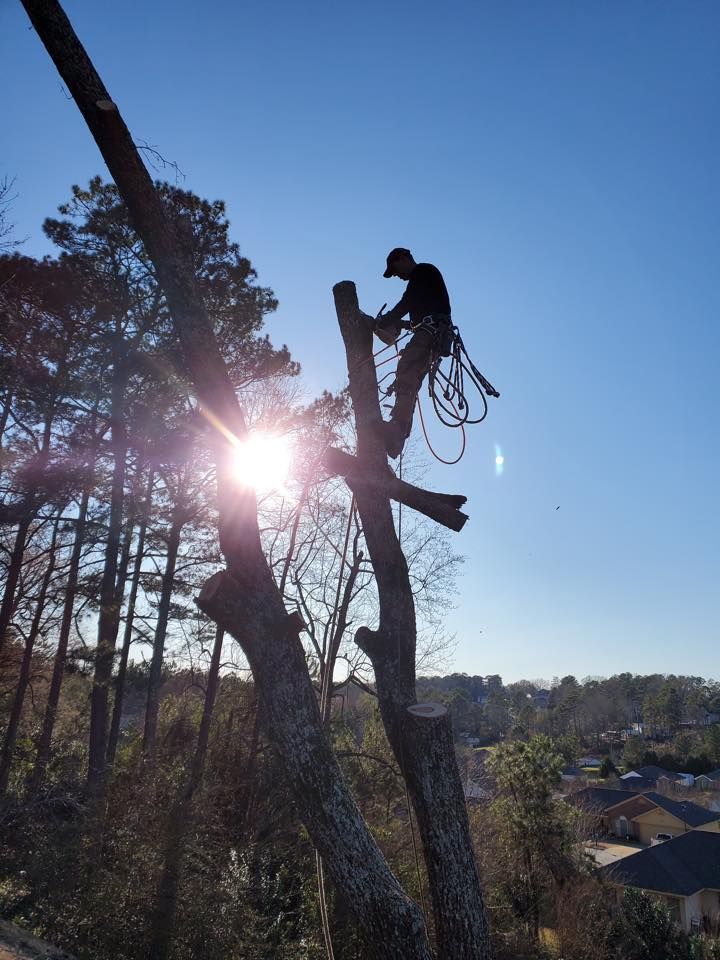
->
[376,290,410,330]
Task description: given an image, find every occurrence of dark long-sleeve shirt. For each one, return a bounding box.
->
[378,262,451,330]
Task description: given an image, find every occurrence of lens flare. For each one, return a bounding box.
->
[232,432,292,493]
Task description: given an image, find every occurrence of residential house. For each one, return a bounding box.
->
[561,766,587,784]
[577,756,602,768]
[695,770,720,791]
[570,787,720,843]
[570,788,656,838]
[629,792,720,845]
[617,776,659,793]
[621,766,694,789]
[601,831,720,933]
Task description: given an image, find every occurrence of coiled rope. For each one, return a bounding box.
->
[375,324,498,465]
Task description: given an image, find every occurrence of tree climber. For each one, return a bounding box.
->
[373,247,452,459]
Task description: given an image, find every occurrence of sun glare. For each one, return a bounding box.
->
[232,432,292,494]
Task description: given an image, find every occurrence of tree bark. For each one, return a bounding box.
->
[324,447,468,531]
[0,513,60,795]
[0,388,14,484]
[107,469,154,765]
[0,513,33,651]
[87,361,128,792]
[142,511,182,760]
[333,281,492,959]
[148,625,224,960]
[22,6,433,955]
[27,490,89,797]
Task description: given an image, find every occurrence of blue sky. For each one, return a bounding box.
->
[2,1,719,681]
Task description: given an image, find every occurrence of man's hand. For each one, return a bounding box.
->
[375,323,401,347]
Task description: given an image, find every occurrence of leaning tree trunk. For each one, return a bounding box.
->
[0,513,60,795]
[27,487,89,797]
[87,360,128,793]
[148,625,224,960]
[142,511,183,760]
[332,281,492,959]
[107,469,154,765]
[21,6,432,955]
[0,388,14,484]
[0,513,34,652]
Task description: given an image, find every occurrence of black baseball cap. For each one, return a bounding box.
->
[383,247,412,278]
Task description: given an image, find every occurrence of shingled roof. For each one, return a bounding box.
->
[569,787,636,812]
[601,831,720,897]
[639,792,720,828]
[621,765,683,782]
[696,769,720,782]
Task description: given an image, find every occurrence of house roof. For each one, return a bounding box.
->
[604,794,656,820]
[570,787,636,812]
[601,831,720,897]
[696,769,720,782]
[617,777,658,792]
[637,792,720,828]
[621,766,682,782]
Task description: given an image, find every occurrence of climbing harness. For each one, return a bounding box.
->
[373,315,499,465]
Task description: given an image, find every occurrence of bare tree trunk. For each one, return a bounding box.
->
[148,625,224,960]
[142,513,182,760]
[0,388,14,484]
[0,514,61,794]
[87,361,128,793]
[27,488,89,797]
[107,469,154,765]
[0,513,34,652]
[333,281,492,959]
[20,7,432,954]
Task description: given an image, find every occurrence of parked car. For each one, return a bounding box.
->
[651,832,673,845]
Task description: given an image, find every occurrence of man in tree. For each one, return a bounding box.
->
[373,248,452,458]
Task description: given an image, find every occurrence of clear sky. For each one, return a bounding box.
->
[2,1,719,682]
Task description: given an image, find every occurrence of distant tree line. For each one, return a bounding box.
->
[419,672,720,771]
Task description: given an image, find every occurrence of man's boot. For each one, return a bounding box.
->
[382,419,406,459]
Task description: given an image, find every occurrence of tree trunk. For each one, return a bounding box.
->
[21,8,433,954]
[333,281,492,959]
[148,625,224,960]
[0,513,34,652]
[0,374,59,650]
[107,469,154,765]
[324,447,468,531]
[87,361,128,793]
[27,490,89,797]
[0,388,14,484]
[142,513,182,760]
[0,514,60,795]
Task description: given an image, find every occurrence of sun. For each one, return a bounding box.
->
[232,432,293,494]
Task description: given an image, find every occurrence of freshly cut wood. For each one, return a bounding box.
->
[407,702,448,719]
